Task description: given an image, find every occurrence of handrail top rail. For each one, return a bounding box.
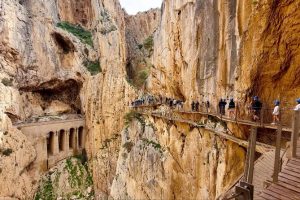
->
[14,118,85,128]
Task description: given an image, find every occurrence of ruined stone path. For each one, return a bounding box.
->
[140,112,274,154]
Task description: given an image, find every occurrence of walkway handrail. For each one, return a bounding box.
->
[132,102,296,129]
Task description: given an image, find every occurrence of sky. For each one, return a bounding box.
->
[119,0,162,15]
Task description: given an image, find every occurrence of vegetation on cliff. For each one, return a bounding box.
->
[124,110,145,126]
[34,157,94,200]
[83,60,102,75]
[126,68,149,89]
[57,22,93,47]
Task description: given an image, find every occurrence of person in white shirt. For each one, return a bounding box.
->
[294,98,300,111]
[272,100,280,125]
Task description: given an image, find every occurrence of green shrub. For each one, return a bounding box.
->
[1,148,13,156]
[137,44,143,49]
[138,69,149,82]
[124,110,145,126]
[142,138,164,154]
[83,60,101,75]
[100,9,110,23]
[126,76,134,86]
[100,25,117,35]
[1,78,13,87]
[123,141,134,153]
[57,22,93,47]
[143,36,154,51]
[34,176,55,200]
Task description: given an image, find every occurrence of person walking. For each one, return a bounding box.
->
[294,98,300,111]
[206,100,210,113]
[221,99,227,115]
[195,101,200,112]
[218,99,223,115]
[191,101,195,111]
[251,96,262,121]
[228,98,236,118]
[271,100,280,125]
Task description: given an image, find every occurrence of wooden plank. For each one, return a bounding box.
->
[260,192,281,200]
[279,175,300,187]
[290,158,300,165]
[287,160,300,168]
[282,168,300,179]
[284,166,300,174]
[279,173,300,184]
[267,186,299,200]
[277,181,300,193]
[268,185,300,200]
[263,188,294,200]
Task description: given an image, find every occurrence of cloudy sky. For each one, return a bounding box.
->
[119,0,162,15]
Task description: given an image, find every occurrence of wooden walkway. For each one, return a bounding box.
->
[259,139,300,199]
[141,112,274,154]
[133,105,292,132]
[135,105,300,199]
[176,110,292,132]
[220,150,278,200]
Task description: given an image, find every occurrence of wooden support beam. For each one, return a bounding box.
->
[247,127,257,184]
[291,111,300,158]
[273,124,282,182]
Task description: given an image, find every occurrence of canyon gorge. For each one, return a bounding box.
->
[0,0,300,199]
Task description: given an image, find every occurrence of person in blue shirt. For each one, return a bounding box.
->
[251,96,262,121]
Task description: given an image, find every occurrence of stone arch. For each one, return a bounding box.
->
[69,128,75,149]
[59,130,65,152]
[78,126,84,148]
[47,131,55,156]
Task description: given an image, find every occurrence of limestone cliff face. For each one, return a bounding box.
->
[236,0,300,106]
[111,117,245,199]
[0,0,133,199]
[150,0,252,107]
[125,9,161,89]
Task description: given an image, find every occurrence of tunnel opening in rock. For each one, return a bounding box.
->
[59,130,65,152]
[47,132,55,156]
[78,126,84,148]
[69,128,75,149]
[52,33,75,54]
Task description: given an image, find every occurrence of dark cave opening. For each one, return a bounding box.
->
[52,32,75,54]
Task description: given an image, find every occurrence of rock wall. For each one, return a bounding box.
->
[150,0,252,107]
[125,9,161,89]
[236,0,300,106]
[0,0,134,198]
[110,117,245,199]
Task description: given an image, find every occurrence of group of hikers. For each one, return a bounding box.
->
[131,94,156,107]
[131,94,300,125]
[191,101,210,112]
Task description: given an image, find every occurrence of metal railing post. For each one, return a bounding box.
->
[291,110,300,158]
